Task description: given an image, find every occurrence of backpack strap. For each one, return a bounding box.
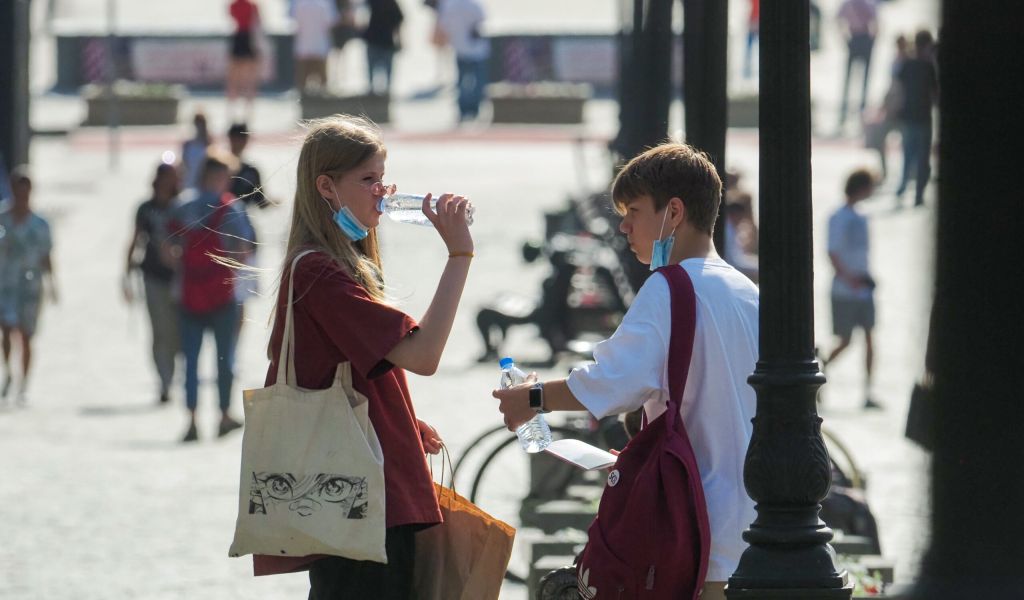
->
[656,264,697,432]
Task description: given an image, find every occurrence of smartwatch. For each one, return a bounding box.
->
[529,382,550,413]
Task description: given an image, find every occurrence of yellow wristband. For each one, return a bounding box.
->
[448,251,474,259]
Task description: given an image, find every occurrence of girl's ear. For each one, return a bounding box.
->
[315,174,337,204]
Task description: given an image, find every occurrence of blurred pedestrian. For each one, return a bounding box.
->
[862,35,910,181]
[743,0,759,80]
[437,0,490,122]
[181,112,213,190]
[823,168,880,409]
[292,0,340,92]
[0,166,57,406]
[410,0,454,100]
[226,123,267,334]
[124,162,181,405]
[328,0,358,87]
[894,30,938,207]
[165,153,254,442]
[836,0,878,129]
[364,0,404,97]
[251,115,469,596]
[722,170,759,282]
[227,0,263,122]
[227,123,269,210]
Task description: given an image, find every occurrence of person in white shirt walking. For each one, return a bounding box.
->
[436,0,489,122]
[292,0,340,91]
[822,168,880,409]
[493,143,759,600]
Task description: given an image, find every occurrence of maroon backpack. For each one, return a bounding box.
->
[179,195,235,314]
[576,265,711,599]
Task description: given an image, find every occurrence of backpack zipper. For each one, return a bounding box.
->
[646,565,656,590]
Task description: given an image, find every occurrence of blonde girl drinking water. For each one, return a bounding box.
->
[252,116,474,598]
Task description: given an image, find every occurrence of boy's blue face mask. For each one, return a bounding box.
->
[649,204,675,271]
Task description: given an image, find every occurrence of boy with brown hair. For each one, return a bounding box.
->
[493,142,759,599]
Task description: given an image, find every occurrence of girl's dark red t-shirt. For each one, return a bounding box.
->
[253,252,441,576]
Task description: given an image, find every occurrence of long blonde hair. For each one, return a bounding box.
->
[284,115,387,301]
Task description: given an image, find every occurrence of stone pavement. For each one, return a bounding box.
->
[1,1,938,598]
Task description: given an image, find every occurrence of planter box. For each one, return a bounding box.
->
[82,83,184,126]
[489,82,591,124]
[301,93,390,124]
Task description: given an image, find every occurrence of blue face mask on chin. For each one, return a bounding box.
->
[323,189,376,242]
[334,205,369,241]
[649,205,676,271]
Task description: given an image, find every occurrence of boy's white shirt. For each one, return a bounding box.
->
[567,257,759,582]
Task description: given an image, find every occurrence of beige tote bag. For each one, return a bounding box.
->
[228,251,387,563]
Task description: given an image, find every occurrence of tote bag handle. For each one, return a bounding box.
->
[275,250,318,386]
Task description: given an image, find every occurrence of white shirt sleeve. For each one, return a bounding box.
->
[566,272,670,419]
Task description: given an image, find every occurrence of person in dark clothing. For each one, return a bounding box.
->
[227,123,269,209]
[227,123,268,336]
[364,0,403,96]
[124,162,181,404]
[895,30,939,207]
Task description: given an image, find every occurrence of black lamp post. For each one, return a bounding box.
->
[909,2,1022,597]
[726,0,852,597]
[0,0,31,173]
[682,0,728,256]
[611,0,673,165]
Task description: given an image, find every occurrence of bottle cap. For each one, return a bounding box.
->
[499,357,514,369]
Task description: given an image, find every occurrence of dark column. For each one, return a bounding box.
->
[909,2,1022,598]
[611,0,673,164]
[726,0,851,597]
[0,0,31,172]
[682,0,729,255]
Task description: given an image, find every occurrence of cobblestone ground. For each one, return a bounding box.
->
[2,1,937,598]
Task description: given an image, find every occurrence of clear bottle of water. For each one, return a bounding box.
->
[382,193,475,227]
[499,357,551,453]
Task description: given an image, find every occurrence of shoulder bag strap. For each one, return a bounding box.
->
[276,249,319,386]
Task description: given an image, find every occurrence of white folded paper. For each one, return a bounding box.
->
[543,438,617,471]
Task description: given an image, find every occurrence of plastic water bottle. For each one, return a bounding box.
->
[382,193,475,227]
[499,357,551,453]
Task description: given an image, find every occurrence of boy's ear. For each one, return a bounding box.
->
[670,197,686,227]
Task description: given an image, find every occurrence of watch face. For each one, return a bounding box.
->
[529,386,542,409]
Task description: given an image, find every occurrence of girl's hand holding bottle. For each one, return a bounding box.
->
[422,193,474,258]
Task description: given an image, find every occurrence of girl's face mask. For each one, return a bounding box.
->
[323,184,378,242]
[649,204,676,271]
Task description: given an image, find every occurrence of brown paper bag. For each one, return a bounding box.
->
[414,483,516,600]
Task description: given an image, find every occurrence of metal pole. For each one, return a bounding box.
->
[1,0,32,173]
[909,2,1023,597]
[612,0,673,165]
[726,0,851,597]
[106,0,120,170]
[682,0,728,256]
